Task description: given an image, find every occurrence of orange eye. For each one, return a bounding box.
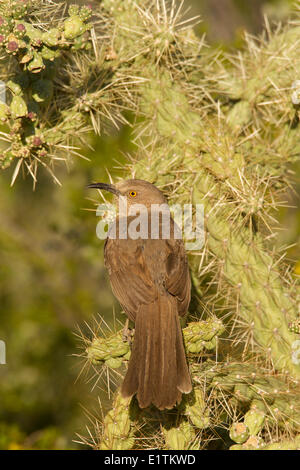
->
[129,190,137,197]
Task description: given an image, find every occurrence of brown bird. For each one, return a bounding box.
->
[87,179,192,410]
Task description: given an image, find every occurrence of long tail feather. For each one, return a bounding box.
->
[121,296,192,410]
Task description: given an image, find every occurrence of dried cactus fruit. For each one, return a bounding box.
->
[229,422,249,444]
[13,22,26,39]
[230,436,264,450]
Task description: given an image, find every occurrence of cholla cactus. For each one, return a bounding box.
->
[3,0,298,450]
[79,0,300,450]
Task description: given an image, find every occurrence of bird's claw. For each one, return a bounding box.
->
[122,319,135,345]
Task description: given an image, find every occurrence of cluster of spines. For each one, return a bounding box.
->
[86,317,225,370]
[0,1,93,183]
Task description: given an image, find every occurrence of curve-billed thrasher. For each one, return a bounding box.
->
[87,179,192,409]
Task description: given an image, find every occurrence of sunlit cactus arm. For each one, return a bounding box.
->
[97,392,136,450]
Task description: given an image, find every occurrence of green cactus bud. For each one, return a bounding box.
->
[11,3,28,20]
[99,394,135,450]
[72,32,90,51]
[186,340,204,354]
[204,337,217,350]
[123,350,131,360]
[7,73,29,95]
[86,330,130,364]
[64,15,86,40]
[26,52,44,73]
[234,383,254,403]
[250,398,268,414]
[183,388,210,429]
[68,5,80,17]
[0,102,9,122]
[0,16,14,35]
[10,95,28,118]
[79,5,92,22]
[20,48,33,64]
[105,357,123,369]
[183,318,224,353]
[22,22,40,42]
[184,318,225,343]
[289,319,300,334]
[163,420,195,450]
[40,45,59,61]
[42,28,61,47]
[229,422,250,444]
[244,408,265,436]
[0,151,14,169]
[31,79,53,103]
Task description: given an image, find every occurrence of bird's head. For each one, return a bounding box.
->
[87,179,167,210]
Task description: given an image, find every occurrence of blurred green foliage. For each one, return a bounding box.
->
[0,127,132,448]
[0,0,298,450]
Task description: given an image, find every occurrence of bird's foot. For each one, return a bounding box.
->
[122,319,135,345]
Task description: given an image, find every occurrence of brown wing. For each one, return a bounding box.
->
[164,237,191,317]
[104,237,158,321]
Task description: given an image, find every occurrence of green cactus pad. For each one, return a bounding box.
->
[10,95,28,118]
[163,420,195,450]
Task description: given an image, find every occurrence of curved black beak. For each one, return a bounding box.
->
[86,182,121,196]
